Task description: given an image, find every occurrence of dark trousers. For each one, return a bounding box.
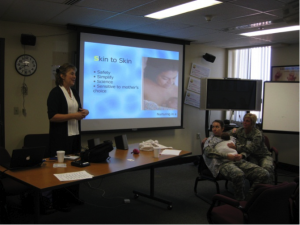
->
[49,134,81,156]
[66,135,80,155]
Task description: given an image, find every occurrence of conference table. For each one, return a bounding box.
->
[0,143,191,223]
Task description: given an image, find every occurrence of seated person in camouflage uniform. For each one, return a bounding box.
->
[203,120,269,201]
[227,113,274,184]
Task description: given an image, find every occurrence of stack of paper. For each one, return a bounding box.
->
[64,155,79,160]
[160,149,181,156]
[54,171,93,181]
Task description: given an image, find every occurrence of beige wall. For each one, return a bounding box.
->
[1,21,76,151]
[1,21,298,166]
[1,21,226,157]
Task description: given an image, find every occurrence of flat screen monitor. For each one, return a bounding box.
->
[76,31,186,132]
[200,78,262,111]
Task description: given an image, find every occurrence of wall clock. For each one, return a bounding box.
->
[15,54,37,76]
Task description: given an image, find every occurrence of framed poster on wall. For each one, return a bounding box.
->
[271,65,299,81]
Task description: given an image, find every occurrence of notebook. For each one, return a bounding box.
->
[0,147,45,170]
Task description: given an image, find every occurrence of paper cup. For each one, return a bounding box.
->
[153,148,161,158]
[57,150,65,163]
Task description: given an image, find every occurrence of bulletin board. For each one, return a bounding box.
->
[271,65,299,81]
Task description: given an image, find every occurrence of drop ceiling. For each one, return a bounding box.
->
[0,0,299,48]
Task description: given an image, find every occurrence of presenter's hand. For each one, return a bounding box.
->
[74,109,89,120]
[73,112,86,120]
[79,108,89,117]
[201,138,207,144]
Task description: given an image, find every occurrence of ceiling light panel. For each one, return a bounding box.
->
[240,25,300,36]
[145,0,222,19]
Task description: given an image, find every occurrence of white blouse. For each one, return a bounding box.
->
[59,86,79,136]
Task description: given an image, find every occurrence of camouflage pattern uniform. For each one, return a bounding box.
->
[203,135,269,201]
[228,127,274,184]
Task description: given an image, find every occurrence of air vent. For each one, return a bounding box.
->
[63,0,82,5]
[223,21,273,32]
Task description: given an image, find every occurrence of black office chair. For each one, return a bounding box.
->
[0,147,31,223]
[23,134,50,158]
[207,182,297,224]
[290,177,299,224]
[194,142,229,203]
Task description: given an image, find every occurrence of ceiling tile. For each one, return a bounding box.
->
[127,21,190,35]
[230,0,285,12]
[0,0,12,18]
[161,26,217,39]
[92,13,155,30]
[75,0,154,13]
[0,0,298,48]
[190,31,243,44]
[1,0,69,24]
[48,6,117,26]
[203,36,274,48]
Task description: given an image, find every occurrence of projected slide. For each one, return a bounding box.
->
[79,32,184,132]
[83,42,179,120]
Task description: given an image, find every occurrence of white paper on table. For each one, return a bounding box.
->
[54,171,94,181]
[53,163,66,168]
[160,149,181,156]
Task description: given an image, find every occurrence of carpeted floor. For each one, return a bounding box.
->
[4,163,299,224]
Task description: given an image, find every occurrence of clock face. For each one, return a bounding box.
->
[15,54,37,76]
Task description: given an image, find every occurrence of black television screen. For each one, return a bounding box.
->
[200,79,262,111]
[75,29,187,132]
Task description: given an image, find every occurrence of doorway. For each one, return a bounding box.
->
[0,38,4,147]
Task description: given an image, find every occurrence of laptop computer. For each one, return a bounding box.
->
[0,147,45,170]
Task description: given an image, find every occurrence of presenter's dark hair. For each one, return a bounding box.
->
[212,120,224,128]
[55,63,77,86]
[143,57,178,82]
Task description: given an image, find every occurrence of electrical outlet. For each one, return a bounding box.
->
[196,133,200,139]
[14,107,19,115]
[124,199,130,203]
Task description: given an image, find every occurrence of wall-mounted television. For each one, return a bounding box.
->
[69,25,189,133]
[200,78,262,111]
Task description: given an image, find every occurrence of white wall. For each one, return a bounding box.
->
[1,21,226,157]
[266,44,299,166]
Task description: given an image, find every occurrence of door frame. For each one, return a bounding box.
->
[0,38,5,147]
